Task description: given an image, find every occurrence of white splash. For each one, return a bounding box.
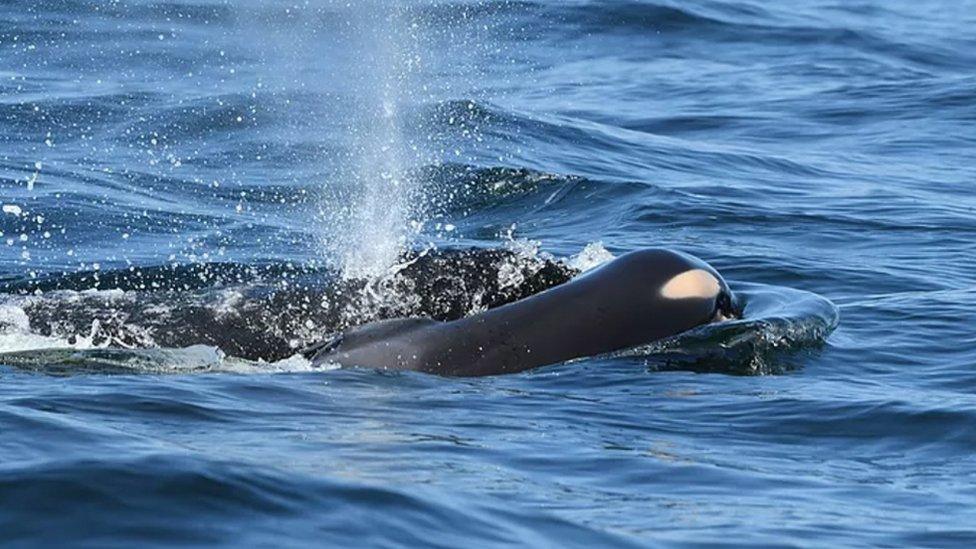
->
[0,300,116,354]
[568,241,615,272]
[328,3,428,280]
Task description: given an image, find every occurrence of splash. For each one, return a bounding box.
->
[0,345,321,376]
[567,242,615,272]
[329,3,428,279]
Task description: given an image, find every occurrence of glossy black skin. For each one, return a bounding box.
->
[311,249,734,376]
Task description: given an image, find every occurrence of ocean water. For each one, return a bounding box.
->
[1,0,975,546]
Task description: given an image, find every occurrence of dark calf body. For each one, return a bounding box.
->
[311,249,734,376]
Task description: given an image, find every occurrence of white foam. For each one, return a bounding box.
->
[210,289,244,320]
[0,303,31,332]
[496,231,550,290]
[0,332,78,354]
[567,242,615,272]
[0,302,85,353]
[2,204,23,216]
[164,349,324,375]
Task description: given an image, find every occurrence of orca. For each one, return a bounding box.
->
[308,249,736,376]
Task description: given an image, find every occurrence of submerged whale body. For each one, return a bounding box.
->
[0,248,575,363]
[308,249,737,376]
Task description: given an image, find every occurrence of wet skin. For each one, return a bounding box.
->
[310,249,735,376]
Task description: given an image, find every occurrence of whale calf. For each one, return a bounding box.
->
[307,249,737,376]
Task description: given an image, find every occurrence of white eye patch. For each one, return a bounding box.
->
[660,269,721,300]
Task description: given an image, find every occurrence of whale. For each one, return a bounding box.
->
[307,249,737,376]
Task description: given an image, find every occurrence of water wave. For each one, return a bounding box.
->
[0,453,635,547]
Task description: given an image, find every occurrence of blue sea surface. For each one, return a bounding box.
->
[2,1,975,546]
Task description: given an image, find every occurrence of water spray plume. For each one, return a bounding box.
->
[333,2,425,280]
